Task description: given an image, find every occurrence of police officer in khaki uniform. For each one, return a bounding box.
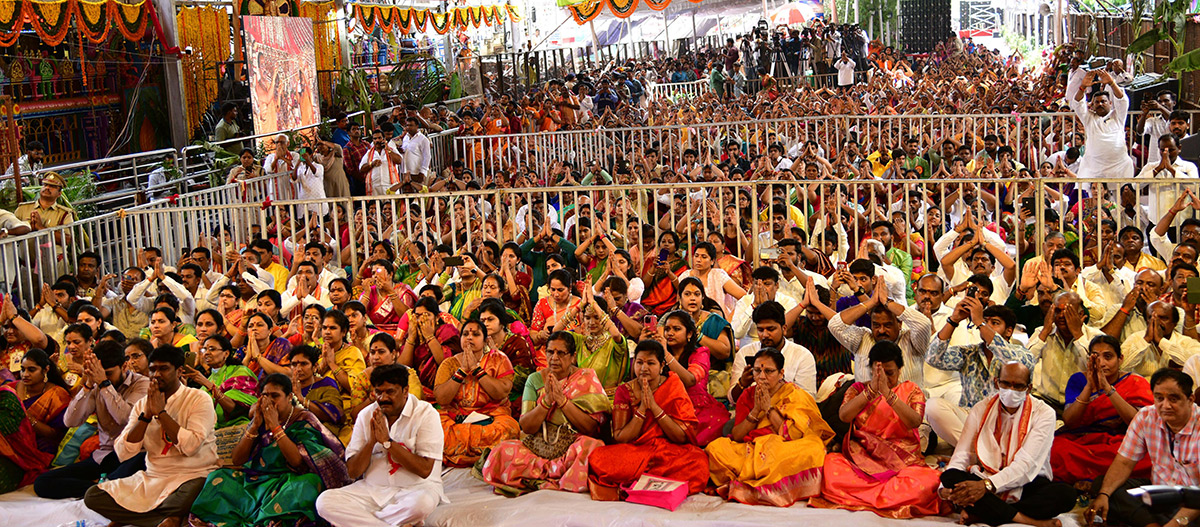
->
[15,171,75,232]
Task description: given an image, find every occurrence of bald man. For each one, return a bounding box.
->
[941,361,1076,527]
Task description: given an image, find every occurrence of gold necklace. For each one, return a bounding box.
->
[584,332,609,351]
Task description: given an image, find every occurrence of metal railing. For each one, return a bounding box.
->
[451,111,1200,180]
[8,175,1198,310]
[646,79,709,102]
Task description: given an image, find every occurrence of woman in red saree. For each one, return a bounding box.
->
[0,382,54,493]
[399,297,462,398]
[434,319,520,467]
[810,342,942,518]
[356,260,415,334]
[1052,334,1153,483]
[587,340,709,501]
[15,349,71,454]
[640,230,688,316]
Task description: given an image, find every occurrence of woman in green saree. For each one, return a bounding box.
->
[569,286,629,398]
[181,335,257,429]
[189,373,350,527]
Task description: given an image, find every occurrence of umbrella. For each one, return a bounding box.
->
[769,2,820,28]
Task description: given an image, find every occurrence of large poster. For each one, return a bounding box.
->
[243,16,319,147]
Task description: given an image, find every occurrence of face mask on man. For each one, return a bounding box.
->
[998,387,1027,408]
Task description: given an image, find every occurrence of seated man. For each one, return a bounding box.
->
[927,301,1034,447]
[83,346,218,527]
[1090,369,1200,527]
[1121,300,1200,377]
[1030,291,1104,410]
[729,301,817,401]
[34,341,150,499]
[730,266,799,348]
[316,364,446,527]
[1102,269,1175,343]
[941,362,1077,527]
[1048,249,1108,326]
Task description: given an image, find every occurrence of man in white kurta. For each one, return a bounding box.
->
[396,117,431,183]
[317,364,446,527]
[1070,69,1134,180]
[84,346,217,527]
[359,128,402,196]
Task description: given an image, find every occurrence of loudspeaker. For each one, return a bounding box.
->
[900,0,951,54]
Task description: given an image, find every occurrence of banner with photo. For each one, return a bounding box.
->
[243,15,320,148]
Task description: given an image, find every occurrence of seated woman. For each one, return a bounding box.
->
[357,259,415,333]
[481,330,612,495]
[587,340,709,501]
[252,290,288,328]
[241,312,293,377]
[640,230,688,316]
[530,269,584,352]
[434,319,520,467]
[15,349,71,454]
[568,292,628,399]
[810,341,942,517]
[189,373,350,526]
[465,274,531,330]
[0,378,55,493]
[181,335,257,430]
[284,304,325,348]
[1,296,49,381]
[678,241,747,320]
[399,297,461,397]
[288,345,345,439]
[658,310,728,446]
[707,347,832,507]
[477,299,544,413]
[342,301,379,352]
[444,254,484,322]
[187,309,229,360]
[148,307,198,351]
[1052,334,1152,484]
[348,333,423,421]
[498,245,534,322]
[318,310,366,443]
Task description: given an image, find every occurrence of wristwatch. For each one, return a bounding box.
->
[382,440,392,450]
[983,478,996,493]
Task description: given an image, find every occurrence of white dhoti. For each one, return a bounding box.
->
[317,480,442,527]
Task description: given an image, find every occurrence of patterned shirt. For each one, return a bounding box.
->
[1119,405,1200,486]
[342,139,370,181]
[926,334,1037,408]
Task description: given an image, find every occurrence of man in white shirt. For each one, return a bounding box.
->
[728,302,816,401]
[359,129,402,196]
[1044,147,1082,174]
[1137,134,1199,222]
[263,133,300,197]
[1135,90,1176,166]
[819,277,932,390]
[934,225,1016,306]
[1071,69,1134,180]
[281,260,332,318]
[940,362,1076,527]
[834,52,856,88]
[127,263,197,325]
[767,143,793,172]
[293,148,327,217]
[316,364,445,527]
[730,267,799,347]
[395,117,431,186]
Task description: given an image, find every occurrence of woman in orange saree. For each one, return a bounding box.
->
[0,382,54,493]
[706,347,832,506]
[15,349,71,454]
[587,340,709,501]
[639,231,688,316]
[434,319,520,467]
[810,341,943,518]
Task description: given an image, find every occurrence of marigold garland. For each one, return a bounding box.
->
[177,5,230,136]
[568,0,697,23]
[299,0,341,102]
[352,3,519,36]
[0,0,153,46]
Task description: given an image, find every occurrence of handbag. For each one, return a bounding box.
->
[520,421,577,460]
[622,474,689,511]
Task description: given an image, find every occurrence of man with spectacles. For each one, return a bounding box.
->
[940,361,1076,527]
[1089,369,1200,527]
[728,301,816,403]
[33,340,149,499]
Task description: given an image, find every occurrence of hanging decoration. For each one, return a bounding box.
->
[351,3,520,36]
[238,0,299,17]
[0,0,155,47]
[177,5,230,137]
[299,0,341,103]
[567,0,697,23]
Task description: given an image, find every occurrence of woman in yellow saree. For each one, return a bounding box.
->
[434,319,520,467]
[810,341,943,518]
[706,347,833,507]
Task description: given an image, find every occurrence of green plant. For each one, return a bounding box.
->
[333,67,385,114]
[1126,0,1200,73]
[191,140,242,188]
